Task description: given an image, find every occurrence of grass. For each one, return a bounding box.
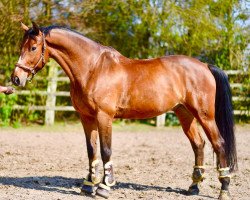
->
[1,120,248,134]
[0,120,180,133]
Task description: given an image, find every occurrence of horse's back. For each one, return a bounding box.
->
[114,55,216,119]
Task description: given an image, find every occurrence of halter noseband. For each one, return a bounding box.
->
[15,32,47,81]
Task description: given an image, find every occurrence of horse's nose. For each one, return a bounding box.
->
[12,76,20,86]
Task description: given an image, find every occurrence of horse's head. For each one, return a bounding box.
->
[12,22,48,87]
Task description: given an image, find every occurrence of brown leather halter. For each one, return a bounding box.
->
[15,32,46,81]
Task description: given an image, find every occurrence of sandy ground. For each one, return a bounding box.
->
[0,123,249,200]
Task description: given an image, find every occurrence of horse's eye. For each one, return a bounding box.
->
[31,46,37,51]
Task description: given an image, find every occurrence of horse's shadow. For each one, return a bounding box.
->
[0,176,215,199]
[114,182,215,199]
[0,176,81,195]
[114,182,187,194]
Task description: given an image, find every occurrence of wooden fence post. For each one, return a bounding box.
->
[45,63,58,125]
[156,113,166,127]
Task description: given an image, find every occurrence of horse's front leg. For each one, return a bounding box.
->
[95,111,116,199]
[80,116,101,196]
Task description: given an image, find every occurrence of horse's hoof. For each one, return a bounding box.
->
[218,190,231,200]
[96,183,110,199]
[80,184,97,197]
[187,185,200,195]
[96,188,109,199]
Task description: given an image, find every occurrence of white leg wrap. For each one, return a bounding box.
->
[104,161,116,187]
[90,159,101,184]
[218,167,231,179]
[99,183,111,191]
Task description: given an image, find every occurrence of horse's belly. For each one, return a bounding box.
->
[115,109,168,119]
[115,88,180,118]
[115,97,177,119]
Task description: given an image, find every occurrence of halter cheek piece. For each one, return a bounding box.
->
[15,32,47,81]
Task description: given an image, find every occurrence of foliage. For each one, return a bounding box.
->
[0,93,17,126]
[165,113,180,126]
[79,0,249,70]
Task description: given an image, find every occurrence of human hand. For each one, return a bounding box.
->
[4,86,15,95]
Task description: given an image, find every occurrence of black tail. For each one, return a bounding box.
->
[208,64,237,172]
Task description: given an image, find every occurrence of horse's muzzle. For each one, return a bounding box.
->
[12,75,20,86]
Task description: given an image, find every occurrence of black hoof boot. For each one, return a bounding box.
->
[218,169,231,200]
[80,179,98,197]
[187,165,205,195]
[96,183,110,199]
[188,184,200,195]
[81,160,101,197]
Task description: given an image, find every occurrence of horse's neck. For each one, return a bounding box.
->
[47,29,101,84]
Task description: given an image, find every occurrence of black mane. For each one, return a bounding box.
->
[27,25,85,38]
[41,25,69,35]
[42,25,86,38]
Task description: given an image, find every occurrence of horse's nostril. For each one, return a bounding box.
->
[12,76,20,86]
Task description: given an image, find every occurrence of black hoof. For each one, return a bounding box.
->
[80,184,96,197]
[96,184,110,199]
[187,184,200,195]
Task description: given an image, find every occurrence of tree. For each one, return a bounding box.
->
[78,0,249,70]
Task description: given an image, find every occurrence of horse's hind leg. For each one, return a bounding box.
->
[174,105,205,195]
[188,103,231,200]
[197,117,231,200]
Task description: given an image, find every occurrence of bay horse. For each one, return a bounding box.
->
[11,22,237,200]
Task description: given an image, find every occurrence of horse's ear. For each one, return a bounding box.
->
[21,22,29,32]
[32,21,40,35]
